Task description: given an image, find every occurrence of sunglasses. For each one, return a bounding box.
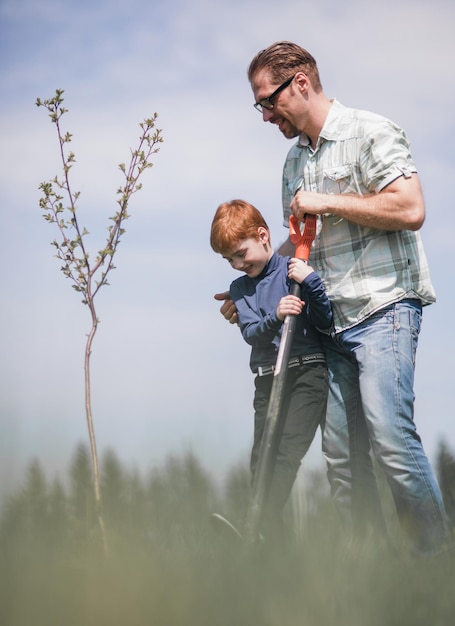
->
[253,74,295,113]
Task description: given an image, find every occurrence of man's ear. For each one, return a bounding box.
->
[294,72,310,94]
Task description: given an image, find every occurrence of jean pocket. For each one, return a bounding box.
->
[408,305,422,365]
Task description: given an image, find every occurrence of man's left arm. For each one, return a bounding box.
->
[291,173,425,232]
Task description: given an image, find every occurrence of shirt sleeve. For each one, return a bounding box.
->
[282,144,302,227]
[359,119,417,193]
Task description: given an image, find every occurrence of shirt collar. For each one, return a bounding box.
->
[297,99,344,148]
[256,251,279,280]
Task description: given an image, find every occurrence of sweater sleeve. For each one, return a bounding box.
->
[299,272,333,333]
[230,281,282,347]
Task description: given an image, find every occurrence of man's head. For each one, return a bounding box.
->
[248,42,326,143]
[210,200,273,277]
[248,42,322,94]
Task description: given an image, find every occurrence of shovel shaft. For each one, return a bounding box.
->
[244,281,300,543]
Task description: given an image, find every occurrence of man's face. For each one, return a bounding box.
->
[251,70,300,139]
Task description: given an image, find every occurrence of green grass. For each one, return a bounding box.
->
[0,446,453,626]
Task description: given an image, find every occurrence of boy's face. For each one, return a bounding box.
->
[223,227,272,278]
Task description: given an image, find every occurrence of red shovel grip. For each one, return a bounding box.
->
[289,214,317,261]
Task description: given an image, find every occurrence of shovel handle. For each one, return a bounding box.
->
[289,214,317,261]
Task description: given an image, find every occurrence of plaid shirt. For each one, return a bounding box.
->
[282,99,436,332]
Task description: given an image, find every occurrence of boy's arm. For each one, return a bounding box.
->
[299,272,333,333]
[230,284,282,347]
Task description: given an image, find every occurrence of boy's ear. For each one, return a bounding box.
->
[258,226,270,243]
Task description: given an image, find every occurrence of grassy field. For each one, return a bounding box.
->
[1,446,453,626]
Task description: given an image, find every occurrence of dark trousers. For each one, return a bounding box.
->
[251,362,328,534]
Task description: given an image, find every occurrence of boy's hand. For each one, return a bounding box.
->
[276,295,304,321]
[288,258,314,284]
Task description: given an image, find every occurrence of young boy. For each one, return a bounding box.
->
[210,199,333,537]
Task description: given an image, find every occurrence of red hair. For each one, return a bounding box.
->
[210,199,270,255]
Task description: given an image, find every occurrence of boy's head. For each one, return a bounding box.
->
[210,199,271,254]
[210,199,273,278]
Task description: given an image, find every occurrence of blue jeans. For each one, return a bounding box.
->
[321,300,448,554]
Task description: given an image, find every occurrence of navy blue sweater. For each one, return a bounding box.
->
[230,252,333,373]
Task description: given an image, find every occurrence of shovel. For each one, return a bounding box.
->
[243,212,317,543]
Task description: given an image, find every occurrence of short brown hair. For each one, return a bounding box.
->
[210,199,270,255]
[248,41,322,92]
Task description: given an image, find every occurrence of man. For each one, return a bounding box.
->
[216,41,448,555]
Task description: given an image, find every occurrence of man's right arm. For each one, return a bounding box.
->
[213,291,238,324]
[277,235,295,257]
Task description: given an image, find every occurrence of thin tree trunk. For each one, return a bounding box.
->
[85,306,109,556]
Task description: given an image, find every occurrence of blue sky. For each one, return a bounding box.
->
[1,0,454,496]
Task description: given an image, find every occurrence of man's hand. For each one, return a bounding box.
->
[214,292,238,325]
[290,190,327,221]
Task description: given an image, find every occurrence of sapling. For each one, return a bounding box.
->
[36,90,163,554]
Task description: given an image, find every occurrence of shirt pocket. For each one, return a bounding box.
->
[322,164,358,195]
